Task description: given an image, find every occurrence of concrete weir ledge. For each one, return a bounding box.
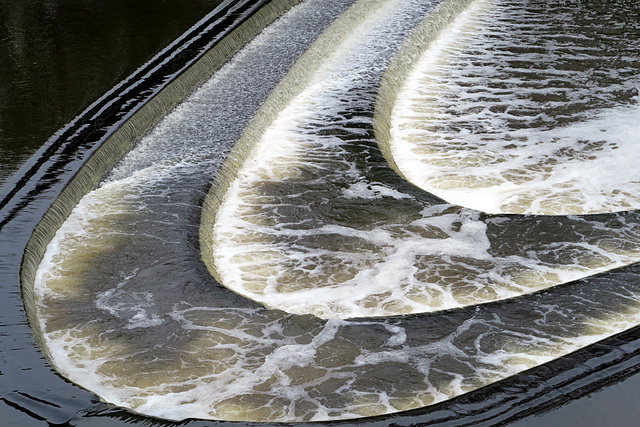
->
[14,0,640,425]
[20,0,302,359]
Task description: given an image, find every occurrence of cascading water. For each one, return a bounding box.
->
[210,0,640,318]
[25,0,640,423]
[388,0,640,215]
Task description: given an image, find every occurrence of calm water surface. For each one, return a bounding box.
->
[0,0,224,185]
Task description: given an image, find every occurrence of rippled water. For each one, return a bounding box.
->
[0,0,224,186]
[212,0,640,318]
[390,0,640,214]
[30,0,640,423]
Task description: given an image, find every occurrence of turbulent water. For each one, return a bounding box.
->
[32,0,640,423]
[390,0,640,215]
[212,0,640,318]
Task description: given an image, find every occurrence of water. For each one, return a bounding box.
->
[4,0,640,425]
[389,0,640,215]
[211,0,640,318]
[26,0,640,423]
[0,0,225,186]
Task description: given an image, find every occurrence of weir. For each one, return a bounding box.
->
[207,0,640,318]
[14,0,640,424]
[381,0,640,215]
[20,0,303,354]
[1,0,306,422]
[200,0,391,283]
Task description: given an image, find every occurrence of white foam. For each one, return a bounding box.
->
[212,0,640,318]
[342,181,412,199]
[31,0,640,423]
[389,0,640,215]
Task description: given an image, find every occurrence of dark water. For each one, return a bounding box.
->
[3,0,640,425]
[0,0,224,186]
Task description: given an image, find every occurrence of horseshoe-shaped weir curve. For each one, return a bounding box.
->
[20,0,640,423]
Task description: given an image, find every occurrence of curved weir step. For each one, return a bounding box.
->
[206,0,640,319]
[21,0,640,423]
[0,0,302,423]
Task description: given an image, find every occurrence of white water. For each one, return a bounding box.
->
[212,0,640,318]
[390,0,640,214]
[31,0,640,422]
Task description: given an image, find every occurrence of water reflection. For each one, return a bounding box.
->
[0,0,224,185]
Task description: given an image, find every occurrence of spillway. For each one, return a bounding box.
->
[21,0,640,423]
[386,0,640,215]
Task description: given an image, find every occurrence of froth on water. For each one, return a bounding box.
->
[390,0,640,215]
[212,0,640,318]
[31,0,640,423]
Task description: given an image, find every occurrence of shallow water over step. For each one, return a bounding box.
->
[28,0,640,423]
[389,0,640,215]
